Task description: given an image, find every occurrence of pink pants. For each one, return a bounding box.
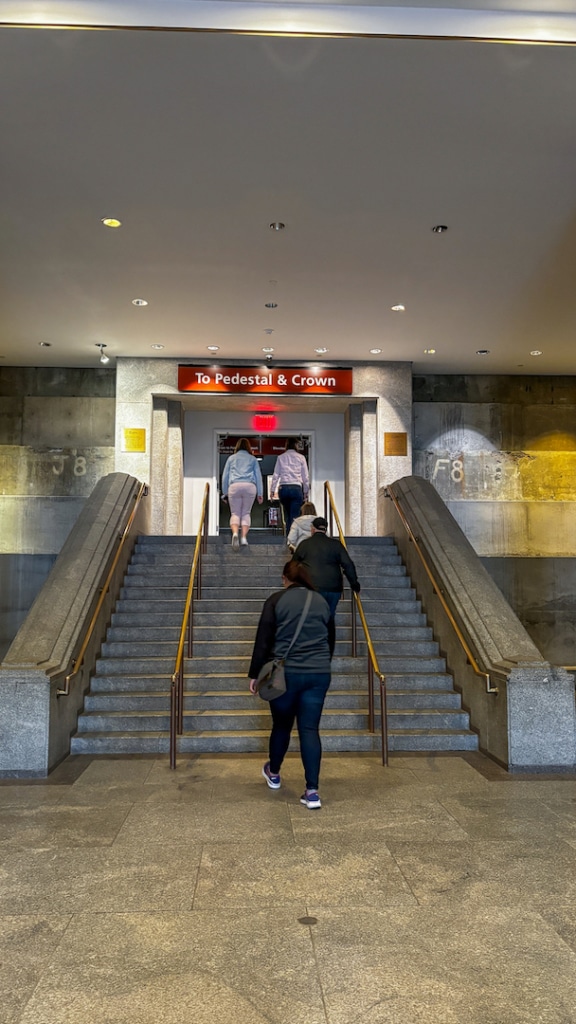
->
[228,481,257,528]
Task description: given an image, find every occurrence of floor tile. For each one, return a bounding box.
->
[113,798,293,846]
[309,904,576,1024]
[0,845,201,915]
[71,760,154,786]
[289,799,470,842]
[0,915,71,1024]
[17,910,327,1024]
[0,804,132,850]
[194,836,416,909]
[388,837,576,906]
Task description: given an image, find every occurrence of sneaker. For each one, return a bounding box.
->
[240,536,249,546]
[262,762,281,789]
[231,534,239,549]
[300,790,322,809]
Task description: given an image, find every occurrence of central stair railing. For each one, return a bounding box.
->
[323,482,388,765]
[170,482,210,769]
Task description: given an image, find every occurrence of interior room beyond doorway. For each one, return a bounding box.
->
[182,410,345,536]
[217,434,311,532]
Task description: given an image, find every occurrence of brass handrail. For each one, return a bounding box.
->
[323,481,388,766]
[57,481,148,697]
[386,487,498,695]
[170,482,210,769]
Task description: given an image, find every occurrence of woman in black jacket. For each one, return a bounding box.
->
[248,560,331,809]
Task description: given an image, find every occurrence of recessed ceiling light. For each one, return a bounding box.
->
[151,344,164,350]
[101,217,122,228]
[432,224,448,233]
[391,305,405,312]
[207,346,220,352]
[132,298,148,307]
[424,348,436,355]
[476,349,490,355]
[95,343,110,364]
[314,347,329,354]
[262,347,274,353]
[38,341,51,347]
[369,348,382,354]
[530,349,543,356]
[269,222,285,231]
[265,302,278,309]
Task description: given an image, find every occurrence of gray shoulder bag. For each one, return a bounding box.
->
[256,591,314,701]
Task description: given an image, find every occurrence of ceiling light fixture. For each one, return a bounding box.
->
[476,349,490,355]
[424,348,436,355]
[151,344,164,350]
[207,346,220,352]
[263,329,274,335]
[432,224,448,233]
[38,341,52,347]
[265,302,278,309]
[314,347,329,354]
[101,217,122,228]
[132,298,148,307]
[262,347,274,353]
[369,348,382,354]
[269,222,285,231]
[391,305,405,312]
[530,349,543,356]
[96,343,110,364]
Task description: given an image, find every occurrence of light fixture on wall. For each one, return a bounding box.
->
[96,343,110,364]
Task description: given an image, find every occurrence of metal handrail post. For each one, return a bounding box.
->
[380,677,388,765]
[170,676,178,769]
[187,589,194,657]
[177,667,184,734]
[351,588,357,657]
[368,657,375,733]
[170,481,210,769]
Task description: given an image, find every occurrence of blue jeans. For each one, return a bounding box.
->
[278,484,304,537]
[269,670,331,790]
[318,590,341,658]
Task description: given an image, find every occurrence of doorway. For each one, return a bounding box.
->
[216,434,312,532]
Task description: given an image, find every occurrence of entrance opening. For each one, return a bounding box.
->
[217,434,311,532]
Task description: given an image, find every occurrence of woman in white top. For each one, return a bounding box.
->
[270,439,310,537]
[221,438,263,548]
[287,502,317,551]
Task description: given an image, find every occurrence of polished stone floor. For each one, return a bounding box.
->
[2,750,576,1023]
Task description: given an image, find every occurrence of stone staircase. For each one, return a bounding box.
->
[70,534,478,755]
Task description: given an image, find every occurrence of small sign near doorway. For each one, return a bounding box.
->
[384,432,408,457]
[122,428,146,453]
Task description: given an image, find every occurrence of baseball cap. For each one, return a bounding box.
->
[312,517,328,531]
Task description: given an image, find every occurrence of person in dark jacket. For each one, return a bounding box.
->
[292,516,360,656]
[248,560,331,809]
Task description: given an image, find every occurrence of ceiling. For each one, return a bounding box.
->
[1,15,576,375]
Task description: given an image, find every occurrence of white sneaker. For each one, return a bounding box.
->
[231,534,239,549]
[240,536,249,546]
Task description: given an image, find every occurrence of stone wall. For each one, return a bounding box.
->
[0,367,115,657]
[413,375,576,555]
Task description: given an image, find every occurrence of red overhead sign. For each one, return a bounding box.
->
[178,365,353,396]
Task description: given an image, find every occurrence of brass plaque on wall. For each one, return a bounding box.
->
[384,432,408,456]
[122,428,146,453]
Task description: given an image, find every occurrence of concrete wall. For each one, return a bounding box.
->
[482,557,576,666]
[0,367,116,657]
[413,374,576,556]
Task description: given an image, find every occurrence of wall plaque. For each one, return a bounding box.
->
[384,432,408,456]
[178,365,352,396]
[122,428,146,453]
